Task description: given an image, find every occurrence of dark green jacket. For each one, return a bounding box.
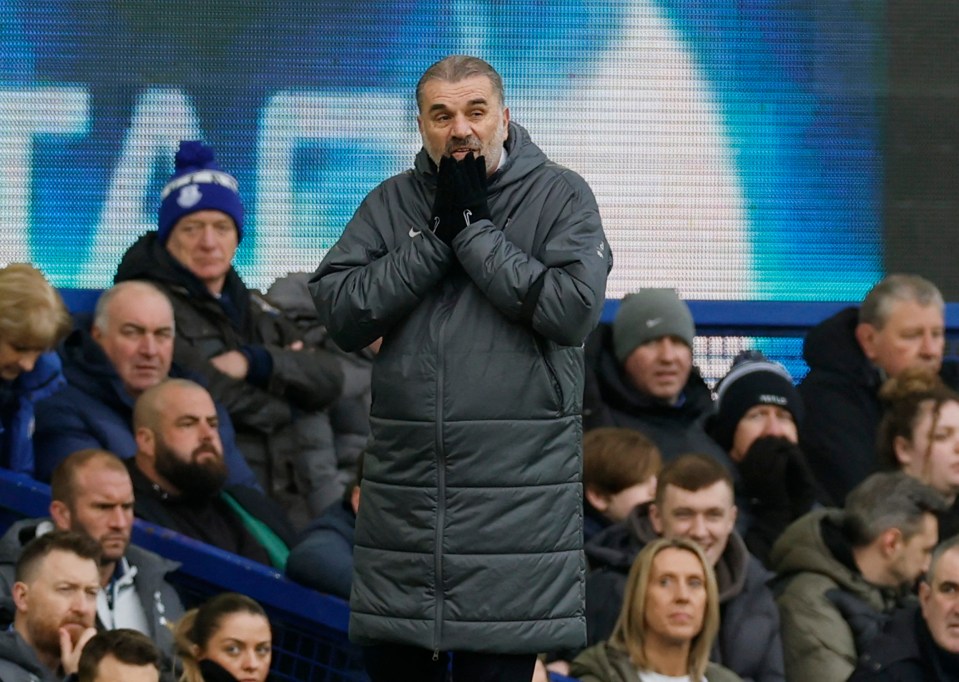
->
[570,641,743,682]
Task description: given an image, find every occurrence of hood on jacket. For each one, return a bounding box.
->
[58,322,134,413]
[585,501,752,603]
[0,628,54,680]
[769,508,907,610]
[802,307,877,386]
[412,121,548,195]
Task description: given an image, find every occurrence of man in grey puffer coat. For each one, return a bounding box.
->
[311,54,611,681]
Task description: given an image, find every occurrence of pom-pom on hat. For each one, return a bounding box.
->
[712,350,804,450]
[157,140,244,244]
[612,289,695,365]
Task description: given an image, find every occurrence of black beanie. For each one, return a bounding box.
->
[712,354,803,450]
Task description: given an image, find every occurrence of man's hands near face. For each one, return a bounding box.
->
[430,152,490,245]
[60,625,97,675]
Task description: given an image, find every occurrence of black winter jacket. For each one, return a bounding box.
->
[849,603,959,681]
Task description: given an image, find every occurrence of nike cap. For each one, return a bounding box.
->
[612,288,695,364]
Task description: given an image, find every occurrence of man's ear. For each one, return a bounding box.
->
[919,579,932,607]
[49,500,71,531]
[855,323,878,361]
[649,503,664,535]
[584,487,609,513]
[11,581,28,612]
[135,427,155,459]
[879,527,903,557]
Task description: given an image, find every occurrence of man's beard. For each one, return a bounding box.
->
[155,440,228,501]
[29,613,92,662]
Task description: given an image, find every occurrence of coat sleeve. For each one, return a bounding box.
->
[309,189,453,352]
[285,524,354,599]
[452,169,611,348]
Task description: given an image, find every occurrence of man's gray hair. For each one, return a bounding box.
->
[415,55,505,111]
[859,273,944,328]
[93,280,175,334]
[926,534,959,583]
[844,471,946,547]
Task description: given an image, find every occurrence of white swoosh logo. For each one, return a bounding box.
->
[646,318,663,328]
[409,227,422,238]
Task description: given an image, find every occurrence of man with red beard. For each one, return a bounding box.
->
[0,531,100,681]
[0,449,182,681]
[126,379,295,568]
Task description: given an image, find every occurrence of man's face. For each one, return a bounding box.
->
[14,550,99,659]
[417,75,510,176]
[730,405,798,462]
[0,341,43,381]
[889,513,939,588]
[151,386,227,499]
[54,465,134,566]
[92,656,159,682]
[641,547,707,647]
[165,210,238,295]
[622,336,693,405]
[92,289,174,398]
[650,481,737,566]
[857,299,944,378]
[921,547,959,654]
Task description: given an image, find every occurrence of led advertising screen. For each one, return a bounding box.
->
[1,1,882,300]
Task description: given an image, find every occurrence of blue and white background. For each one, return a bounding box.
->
[0,0,882,300]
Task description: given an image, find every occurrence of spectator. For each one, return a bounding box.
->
[0,531,100,681]
[582,427,660,543]
[114,141,344,520]
[569,537,741,682]
[585,453,783,682]
[77,629,161,682]
[583,289,732,468]
[33,281,259,489]
[0,449,183,681]
[850,535,959,680]
[128,379,295,568]
[877,367,959,539]
[709,351,817,565]
[799,273,955,504]
[769,471,946,682]
[310,54,610,681]
[266,271,376,514]
[285,452,362,600]
[0,263,72,476]
[173,593,275,682]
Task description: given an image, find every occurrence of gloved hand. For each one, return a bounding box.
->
[738,435,816,519]
[430,153,490,245]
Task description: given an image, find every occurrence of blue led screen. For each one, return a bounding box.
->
[0,0,883,300]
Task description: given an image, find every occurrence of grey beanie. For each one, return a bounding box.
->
[612,289,695,364]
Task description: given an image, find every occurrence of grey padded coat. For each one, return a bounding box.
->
[311,122,611,654]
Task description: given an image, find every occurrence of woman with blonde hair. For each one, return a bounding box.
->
[174,593,276,682]
[878,366,959,538]
[570,537,741,682]
[0,262,71,474]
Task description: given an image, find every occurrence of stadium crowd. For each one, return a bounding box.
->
[0,53,957,682]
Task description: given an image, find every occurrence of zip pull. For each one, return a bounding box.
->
[432,649,440,662]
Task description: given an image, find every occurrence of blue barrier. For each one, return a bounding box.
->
[0,469,366,682]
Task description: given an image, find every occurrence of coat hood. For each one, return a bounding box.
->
[802,307,876,386]
[412,121,548,194]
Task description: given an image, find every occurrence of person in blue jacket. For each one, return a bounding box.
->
[33,281,259,489]
[0,263,72,476]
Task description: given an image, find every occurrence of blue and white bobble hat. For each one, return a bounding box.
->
[157,140,244,244]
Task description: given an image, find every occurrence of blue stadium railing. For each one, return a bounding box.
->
[0,468,365,681]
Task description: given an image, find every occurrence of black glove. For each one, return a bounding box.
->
[430,153,490,245]
[199,658,244,682]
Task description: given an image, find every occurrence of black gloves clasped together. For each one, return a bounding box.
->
[430,152,490,245]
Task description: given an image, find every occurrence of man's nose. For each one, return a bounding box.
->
[762,415,787,437]
[139,334,157,356]
[17,351,39,373]
[451,113,472,138]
